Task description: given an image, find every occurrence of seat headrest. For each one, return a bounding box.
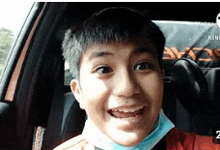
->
[170,58,210,114]
[61,92,86,142]
[205,68,220,112]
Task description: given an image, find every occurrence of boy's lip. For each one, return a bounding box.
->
[108,105,144,112]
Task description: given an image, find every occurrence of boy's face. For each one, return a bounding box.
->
[71,41,164,147]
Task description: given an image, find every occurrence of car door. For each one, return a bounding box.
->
[0,2,43,149]
[0,2,68,149]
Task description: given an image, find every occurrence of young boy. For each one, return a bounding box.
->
[54,7,220,150]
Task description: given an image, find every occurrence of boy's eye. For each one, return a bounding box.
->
[95,66,113,74]
[134,62,154,71]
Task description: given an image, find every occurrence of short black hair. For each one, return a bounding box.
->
[62,7,165,79]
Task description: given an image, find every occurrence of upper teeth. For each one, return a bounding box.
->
[112,106,144,113]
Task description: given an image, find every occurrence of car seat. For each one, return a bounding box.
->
[163,58,211,135]
[41,87,86,150]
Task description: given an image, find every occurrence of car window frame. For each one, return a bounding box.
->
[0,2,43,101]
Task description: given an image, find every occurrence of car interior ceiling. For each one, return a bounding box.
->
[0,2,220,150]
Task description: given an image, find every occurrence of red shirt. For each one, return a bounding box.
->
[166,128,220,150]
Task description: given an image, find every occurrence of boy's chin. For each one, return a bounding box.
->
[107,129,150,147]
[113,134,146,147]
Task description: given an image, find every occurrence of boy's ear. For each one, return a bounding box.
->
[70,79,85,109]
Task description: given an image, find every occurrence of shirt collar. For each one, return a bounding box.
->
[82,109,175,150]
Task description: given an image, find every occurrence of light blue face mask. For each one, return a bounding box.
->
[82,109,175,150]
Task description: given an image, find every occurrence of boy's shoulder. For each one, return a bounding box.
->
[167,127,220,150]
[53,134,94,150]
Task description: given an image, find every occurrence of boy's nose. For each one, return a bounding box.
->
[113,71,141,98]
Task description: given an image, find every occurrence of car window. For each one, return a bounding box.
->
[0,2,34,77]
[65,61,73,85]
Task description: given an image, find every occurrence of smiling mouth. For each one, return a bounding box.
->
[108,106,145,118]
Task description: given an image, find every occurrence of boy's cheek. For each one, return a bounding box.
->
[79,99,86,110]
[80,75,110,98]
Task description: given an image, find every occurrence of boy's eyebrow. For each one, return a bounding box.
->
[89,51,114,61]
[132,48,152,55]
[133,48,151,53]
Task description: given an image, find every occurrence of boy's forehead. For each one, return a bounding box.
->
[83,41,155,58]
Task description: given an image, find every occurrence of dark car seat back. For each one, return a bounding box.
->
[205,68,220,111]
[41,87,86,150]
[202,68,220,135]
[171,58,210,115]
